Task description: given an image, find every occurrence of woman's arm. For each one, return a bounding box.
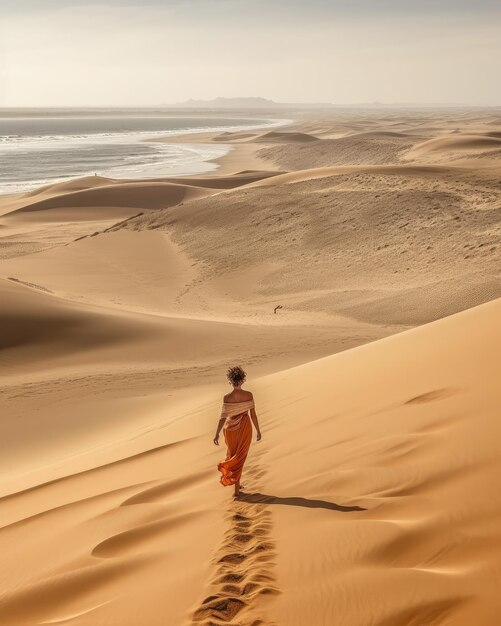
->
[213,417,226,445]
[250,407,262,441]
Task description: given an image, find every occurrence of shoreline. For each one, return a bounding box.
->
[144,118,295,176]
[0,116,292,195]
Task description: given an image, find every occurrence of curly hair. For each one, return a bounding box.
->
[226,365,246,386]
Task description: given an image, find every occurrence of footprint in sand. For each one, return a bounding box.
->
[404,388,454,405]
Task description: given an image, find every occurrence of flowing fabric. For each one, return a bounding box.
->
[218,400,254,486]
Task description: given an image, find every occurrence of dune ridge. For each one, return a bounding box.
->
[7,181,210,216]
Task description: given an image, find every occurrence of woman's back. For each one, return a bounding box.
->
[224,388,253,404]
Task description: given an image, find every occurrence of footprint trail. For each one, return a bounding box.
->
[191,459,279,625]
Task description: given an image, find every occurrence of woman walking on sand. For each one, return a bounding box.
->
[213,366,261,498]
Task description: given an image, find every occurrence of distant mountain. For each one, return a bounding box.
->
[174,97,280,109]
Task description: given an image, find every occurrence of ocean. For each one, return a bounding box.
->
[0,112,284,194]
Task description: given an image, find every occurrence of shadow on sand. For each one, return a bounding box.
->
[238,492,366,512]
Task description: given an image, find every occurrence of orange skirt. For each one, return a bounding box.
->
[218,414,252,486]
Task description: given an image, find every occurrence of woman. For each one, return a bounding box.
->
[213,366,262,498]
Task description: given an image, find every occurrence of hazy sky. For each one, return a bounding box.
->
[1,0,500,106]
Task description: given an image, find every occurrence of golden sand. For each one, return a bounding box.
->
[1,109,500,625]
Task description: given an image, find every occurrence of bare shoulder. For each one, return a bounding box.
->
[223,389,254,402]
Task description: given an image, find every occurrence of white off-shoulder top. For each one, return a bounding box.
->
[220,400,255,431]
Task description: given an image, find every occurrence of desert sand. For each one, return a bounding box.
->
[1,108,500,625]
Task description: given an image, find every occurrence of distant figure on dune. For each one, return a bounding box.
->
[213,366,262,498]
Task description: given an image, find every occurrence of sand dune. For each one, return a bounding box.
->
[1,109,500,625]
[2,172,283,220]
[0,174,277,259]
[212,131,259,142]
[0,230,195,313]
[213,130,319,144]
[1,271,353,379]
[6,181,211,218]
[157,170,283,188]
[253,130,319,143]
[347,129,413,139]
[406,133,501,161]
[258,133,416,169]
[0,297,499,625]
[112,161,500,326]
[255,298,501,626]
[0,277,166,368]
